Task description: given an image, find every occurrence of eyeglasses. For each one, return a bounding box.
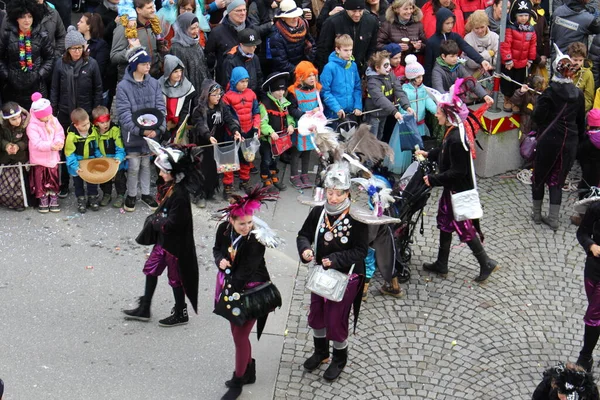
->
[70,46,84,51]
[180,6,194,12]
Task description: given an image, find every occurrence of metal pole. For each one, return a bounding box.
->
[490,0,509,113]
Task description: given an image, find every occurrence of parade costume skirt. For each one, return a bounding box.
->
[584,278,600,326]
[0,164,26,209]
[436,189,477,242]
[143,244,182,288]
[30,165,59,198]
[308,276,361,342]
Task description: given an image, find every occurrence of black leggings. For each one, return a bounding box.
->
[532,183,562,205]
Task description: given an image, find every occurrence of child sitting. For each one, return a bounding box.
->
[119,0,163,43]
[27,92,65,213]
[432,40,493,105]
[500,0,537,113]
[65,108,100,213]
[287,61,322,189]
[259,72,294,193]
[569,42,595,113]
[365,50,413,140]
[401,55,437,138]
[320,34,363,122]
[222,66,261,196]
[92,106,126,208]
[0,102,31,211]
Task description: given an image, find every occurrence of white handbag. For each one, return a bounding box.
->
[304,209,355,302]
[450,154,483,221]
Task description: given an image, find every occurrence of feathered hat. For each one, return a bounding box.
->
[219,185,279,218]
[547,363,596,400]
[552,43,579,81]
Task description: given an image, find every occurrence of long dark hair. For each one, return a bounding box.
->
[82,12,105,39]
[177,0,197,15]
[7,0,43,28]
[432,0,455,13]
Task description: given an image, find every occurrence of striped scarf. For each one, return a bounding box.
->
[274,18,307,44]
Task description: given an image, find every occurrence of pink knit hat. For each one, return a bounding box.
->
[588,108,600,127]
[31,92,52,119]
[404,54,425,80]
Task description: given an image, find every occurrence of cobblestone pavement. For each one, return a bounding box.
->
[274,174,589,400]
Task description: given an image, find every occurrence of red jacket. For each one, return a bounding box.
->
[500,25,537,69]
[223,88,261,134]
[421,1,465,38]
[457,0,485,13]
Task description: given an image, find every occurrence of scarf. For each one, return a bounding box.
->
[436,56,459,72]
[274,18,307,44]
[103,0,118,12]
[65,58,85,111]
[238,45,255,59]
[325,198,351,215]
[396,16,410,25]
[18,30,33,72]
[172,23,199,47]
[231,19,246,32]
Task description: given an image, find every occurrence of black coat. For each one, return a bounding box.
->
[87,38,110,86]
[151,184,199,312]
[296,205,368,275]
[315,11,379,73]
[267,19,315,75]
[222,47,264,96]
[50,57,103,116]
[316,0,343,33]
[532,81,585,188]
[0,23,55,109]
[578,202,600,282]
[94,2,118,46]
[213,220,270,292]
[427,127,474,193]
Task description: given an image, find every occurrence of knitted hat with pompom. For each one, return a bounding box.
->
[30,92,52,119]
[404,54,425,80]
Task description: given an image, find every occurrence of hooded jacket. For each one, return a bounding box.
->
[320,51,362,119]
[259,92,295,143]
[159,55,196,130]
[400,82,437,137]
[376,9,427,51]
[432,58,487,98]
[50,56,103,116]
[190,79,241,144]
[485,6,501,34]
[64,124,99,176]
[424,7,484,85]
[500,22,537,69]
[26,113,65,168]
[364,67,410,118]
[421,0,464,38]
[0,108,30,164]
[550,0,600,56]
[115,70,166,152]
[223,68,261,135]
[169,13,209,95]
[315,10,379,73]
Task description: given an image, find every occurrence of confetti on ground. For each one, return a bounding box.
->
[451,340,457,347]
[85,265,94,270]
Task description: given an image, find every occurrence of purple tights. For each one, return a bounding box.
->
[230,319,256,377]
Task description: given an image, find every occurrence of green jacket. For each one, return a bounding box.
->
[259,93,296,143]
[64,125,99,176]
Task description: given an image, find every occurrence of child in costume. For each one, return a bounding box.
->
[259,72,294,193]
[297,161,369,381]
[92,106,127,208]
[124,139,202,327]
[364,50,413,140]
[26,92,65,214]
[286,61,322,189]
[222,67,261,196]
[213,186,281,400]
[190,80,242,204]
[0,102,30,211]
[65,108,100,213]
[532,363,598,398]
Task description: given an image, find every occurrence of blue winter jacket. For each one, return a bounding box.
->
[115,70,166,153]
[320,52,362,119]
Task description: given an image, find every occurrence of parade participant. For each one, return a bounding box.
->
[189,80,242,206]
[0,102,30,211]
[532,362,599,399]
[27,92,65,213]
[212,186,281,400]
[124,139,202,327]
[415,81,498,282]
[286,61,322,189]
[531,46,585,231]
[575,201,600,372]
[64,108,100,213]
[258,72,294,193]
[92,106,127,208]
[296,161,368,381]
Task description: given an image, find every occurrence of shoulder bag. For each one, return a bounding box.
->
[520,103,568,162]
[450,153,483,222]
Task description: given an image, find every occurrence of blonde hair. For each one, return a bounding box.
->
[465,10,489,33]
[386,0,422,23]
[368,51,391,69]
[70,108,89,125]
[335,34,353,49]
[92,106,110,121]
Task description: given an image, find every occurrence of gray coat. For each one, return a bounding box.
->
[364,67,410,118]
[115,70,166,152]
[110,23,160,81]
[169,42,208,100]
[40,4,66,59]
[431,62,487,99]
[551,0,600,56]
[590,34,600,88]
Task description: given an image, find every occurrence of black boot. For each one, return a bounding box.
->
[226,359,256,387]
[220,376,243,400]
[303,337,330,371]
[123,296,151,321]
[423,231,452,277]
[577,325,600,372]
[467,238,499,282]
[159,286,189,327]
[323,347,348,381]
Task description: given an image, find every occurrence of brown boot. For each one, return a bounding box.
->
[362,281,370,302]
[379,277,405,297]
[503,98,512,112]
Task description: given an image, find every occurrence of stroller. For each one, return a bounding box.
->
[385,159,434,283]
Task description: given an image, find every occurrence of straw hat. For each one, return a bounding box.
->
[78,157,120,184]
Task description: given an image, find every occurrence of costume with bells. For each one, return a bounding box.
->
[531,44,585,231]
[422,80,498,282]
[296,161,369,381]
[123,139,202,327]
[212,186,281,400]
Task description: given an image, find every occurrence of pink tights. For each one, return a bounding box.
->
[230,319,256,377]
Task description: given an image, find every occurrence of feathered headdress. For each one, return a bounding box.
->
[547,363,596,400]
[219,185,279,218]
[343,124,394,166]
[552,43,579,81]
